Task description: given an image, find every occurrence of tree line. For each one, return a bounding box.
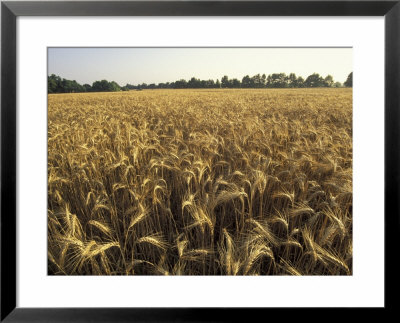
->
[48,72,353,93]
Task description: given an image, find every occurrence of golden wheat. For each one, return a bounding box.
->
[48,88,352,275]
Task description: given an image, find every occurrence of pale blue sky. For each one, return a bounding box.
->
[48,47,352,85]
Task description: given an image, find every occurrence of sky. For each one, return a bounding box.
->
[48,47,352,85]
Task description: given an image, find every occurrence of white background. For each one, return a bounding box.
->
[17,17,384,307]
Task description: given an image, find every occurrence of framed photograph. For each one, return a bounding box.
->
[1,0,398,321]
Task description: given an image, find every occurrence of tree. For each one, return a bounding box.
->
[83,84,92,92]
[138,83,148,90]
[304,73,324,87]
[48,74,60,93]
[241,75,252,88]
[287,73,297,88]
[344,72,353,87]
[92,80,108,92]
[251,74,265,88]
[323,75,334,87]
[110,81,121,91]
[60,78,85,93]
[293,76,305,88]
[221,75,230,88]
[204,79,216,88]
[261,74,267,87]
[174,79,188,89]
[125,83,136,90]
[91,80,121,92]
[48,72,347,93]
[188,77,201,88]
[231,78,241,88]
[267,73,288,88]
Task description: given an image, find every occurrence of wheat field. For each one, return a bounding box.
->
[48,88,352,275]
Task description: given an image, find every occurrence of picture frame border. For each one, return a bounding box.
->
[1,1,399,321]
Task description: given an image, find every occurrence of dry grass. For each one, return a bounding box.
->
[48,88,352,275]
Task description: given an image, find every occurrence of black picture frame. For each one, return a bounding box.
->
[1,0,399,321]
